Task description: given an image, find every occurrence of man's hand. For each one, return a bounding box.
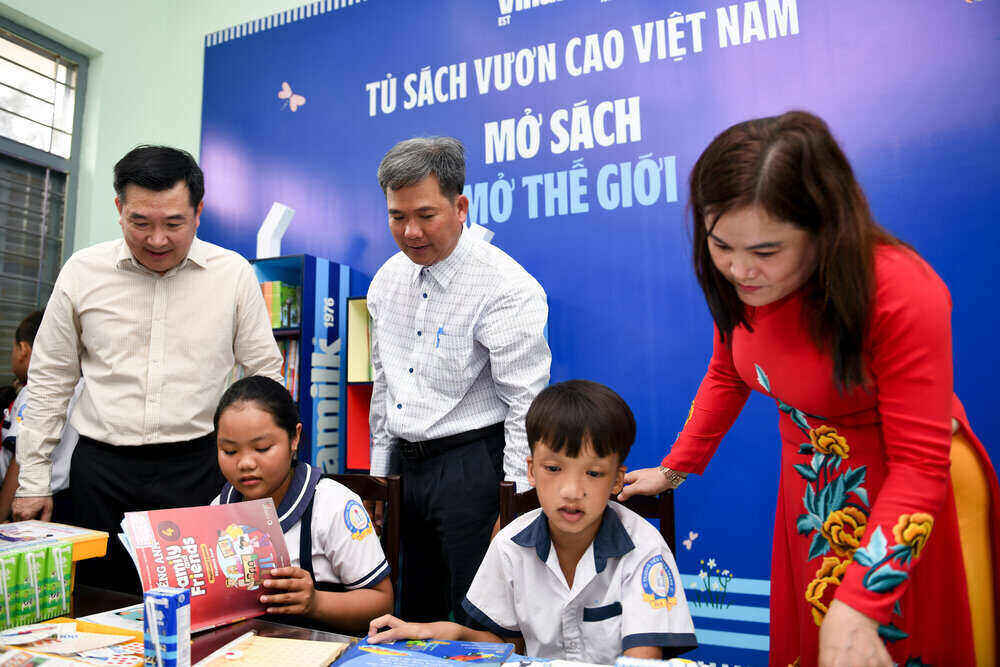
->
[367,614,463,644]
[12,496,53,522]
[617,467,671,501]
[260,567,316,616]
[363,500,385,536]
[818,600,892,667]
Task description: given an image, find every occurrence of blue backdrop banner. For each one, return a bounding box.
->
[200,1,1000,663]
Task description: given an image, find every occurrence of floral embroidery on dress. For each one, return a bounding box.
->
[754,364,872,627]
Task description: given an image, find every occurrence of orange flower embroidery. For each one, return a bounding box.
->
[892,513,934,560]
[804,557,850,626]
[809,425,850,458]
[822,506,867,558]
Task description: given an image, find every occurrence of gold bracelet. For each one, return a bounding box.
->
[657,465,687,489]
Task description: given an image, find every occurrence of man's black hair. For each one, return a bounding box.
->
[113,145,204,208]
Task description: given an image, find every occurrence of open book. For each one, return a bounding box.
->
[120,499,289,632]
[336,638,514,665]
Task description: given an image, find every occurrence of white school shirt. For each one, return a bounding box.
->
[367,229,550,490]
[462,502,697,664]
[214,475,389,590]
[2,382,82,494]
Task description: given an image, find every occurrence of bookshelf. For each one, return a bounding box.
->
[250,255,369,473]
[345,296,373,471]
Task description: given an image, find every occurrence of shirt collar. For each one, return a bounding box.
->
[512,505,635,574]
[408,227,471,288]
[220,461,322,532]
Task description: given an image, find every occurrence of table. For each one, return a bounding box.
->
[72,584,357,663]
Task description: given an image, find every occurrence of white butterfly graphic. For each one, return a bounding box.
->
[682,530,699,550]
[278,81,306,112]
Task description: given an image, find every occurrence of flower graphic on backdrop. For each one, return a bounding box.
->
[278,81,306,112]
[691,557,734,608]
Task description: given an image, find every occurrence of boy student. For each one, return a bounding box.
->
[368,380,697,663]
[1,311,80,522]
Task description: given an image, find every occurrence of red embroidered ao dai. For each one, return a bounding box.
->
[663,246,999,666]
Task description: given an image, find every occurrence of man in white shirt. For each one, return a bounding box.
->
[13,145,283,592]
[368,136,550,622]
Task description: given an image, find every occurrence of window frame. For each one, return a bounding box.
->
[0,15,88,264]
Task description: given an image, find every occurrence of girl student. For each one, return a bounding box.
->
[212,375,393,633]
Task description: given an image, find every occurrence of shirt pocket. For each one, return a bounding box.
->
[425,327,476,395]
[583,601,622,622]
[582,601,623,661]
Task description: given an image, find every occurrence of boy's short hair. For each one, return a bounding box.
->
[15,310,43,346]
[526,379,636,463]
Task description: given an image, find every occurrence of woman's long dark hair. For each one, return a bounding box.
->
[690,111,902,390]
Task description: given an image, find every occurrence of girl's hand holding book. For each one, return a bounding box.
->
[260,566,316,616]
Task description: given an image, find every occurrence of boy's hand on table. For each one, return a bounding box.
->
[260,567,316,616]
[367,615,461,644]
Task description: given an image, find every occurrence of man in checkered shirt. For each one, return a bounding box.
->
[368,136,551,623]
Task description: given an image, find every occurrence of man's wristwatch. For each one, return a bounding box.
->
[658,465,688,489]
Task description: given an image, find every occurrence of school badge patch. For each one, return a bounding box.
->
[344,499,373,541]
[641,555,678,610]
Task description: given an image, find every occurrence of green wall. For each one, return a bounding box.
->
[0,0,303,252]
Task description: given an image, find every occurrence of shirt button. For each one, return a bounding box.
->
[417,330,421,336]
[422,293,427,299]
[396,403,402,409]
[408,368,413,373]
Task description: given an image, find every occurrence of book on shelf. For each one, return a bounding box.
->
[278,339,299,401]
[119,499,290,633]
[259,281,301,329]
[335,638,514,665]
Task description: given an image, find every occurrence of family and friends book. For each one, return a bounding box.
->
[119,499,289,632]
[336,638,514,665]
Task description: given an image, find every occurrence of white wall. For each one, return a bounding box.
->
[0,0,305,251]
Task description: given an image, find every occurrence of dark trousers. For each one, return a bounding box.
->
[399,431,504,624]
[71,433,224,594]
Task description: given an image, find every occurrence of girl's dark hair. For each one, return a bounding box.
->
[15,310,43,345]
[526,380,636,463]
[213,376,299,442]
[690,110,903,390]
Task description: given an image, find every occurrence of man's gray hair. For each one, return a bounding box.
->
[377,136,466,200]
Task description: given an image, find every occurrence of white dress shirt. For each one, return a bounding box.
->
[367,229,550,489]
[462,502,697,663]
[16,237,283,496]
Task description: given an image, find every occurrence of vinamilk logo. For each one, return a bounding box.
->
[497,0,565,27]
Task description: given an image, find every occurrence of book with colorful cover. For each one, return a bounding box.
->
[336,639,514,665]
[120,499,289,632]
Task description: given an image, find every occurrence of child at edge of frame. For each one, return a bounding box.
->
[211,375,393,633]
[367,379,697,663]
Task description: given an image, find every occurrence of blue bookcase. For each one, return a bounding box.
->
[250,254,369,473]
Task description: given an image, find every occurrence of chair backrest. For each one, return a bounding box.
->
[324,473,402,586]
[498,481,676,553]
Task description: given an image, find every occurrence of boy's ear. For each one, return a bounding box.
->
[613,465,626,495]
[525,455,535,486]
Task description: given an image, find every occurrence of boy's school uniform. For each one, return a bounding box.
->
[214,462,389,592]
[1,382,81,492]
[461,501,697,664]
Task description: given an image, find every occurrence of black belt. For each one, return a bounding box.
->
[398,422,504,462]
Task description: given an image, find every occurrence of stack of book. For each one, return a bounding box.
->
[260,282,301,328]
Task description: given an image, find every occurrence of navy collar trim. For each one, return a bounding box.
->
[220,461,321,532]
[511,505,635,573]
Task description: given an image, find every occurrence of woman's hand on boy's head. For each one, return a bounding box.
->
[260,566,315,616]
[367,615,461,644]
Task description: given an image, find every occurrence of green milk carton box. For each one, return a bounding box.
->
[38,543,72,620]
[0,547,23,629]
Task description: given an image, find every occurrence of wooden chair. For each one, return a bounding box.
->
[498,481,676,553]
[323,473,402,586]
